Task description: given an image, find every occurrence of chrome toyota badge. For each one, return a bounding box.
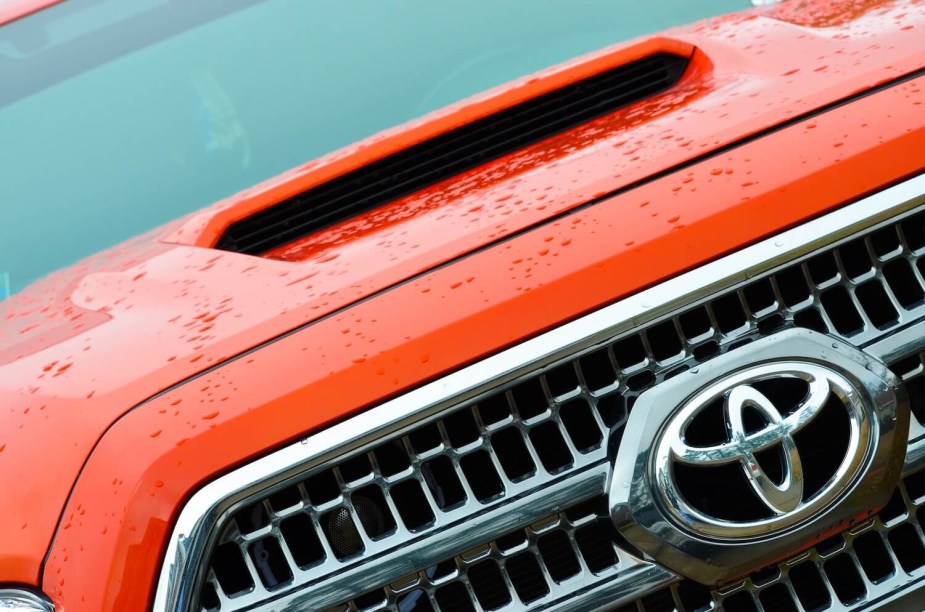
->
[609,328,908,585]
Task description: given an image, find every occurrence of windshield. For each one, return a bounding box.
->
[0,0,747,298]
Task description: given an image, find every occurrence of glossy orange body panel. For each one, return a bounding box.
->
[45,75,925,610]
[0,0,920,607]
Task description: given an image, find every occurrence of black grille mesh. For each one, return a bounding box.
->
[198,206,925,611]
[215,53,690,256]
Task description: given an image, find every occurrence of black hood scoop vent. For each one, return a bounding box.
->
[216,51,690,256]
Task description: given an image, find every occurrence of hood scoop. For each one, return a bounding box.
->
[216,51,690,256]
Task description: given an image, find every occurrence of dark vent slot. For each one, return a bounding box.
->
[216,53,691,255]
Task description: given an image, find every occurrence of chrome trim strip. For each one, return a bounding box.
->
[153,173,925,611]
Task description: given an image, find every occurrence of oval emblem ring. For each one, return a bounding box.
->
[609,328,909,585]
[654,362,869,539]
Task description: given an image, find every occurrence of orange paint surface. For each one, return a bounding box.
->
[44,74,925,611]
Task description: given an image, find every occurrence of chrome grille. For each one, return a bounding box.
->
[173,180,925,612]
[610,467,925,612]
[335,497,634,612]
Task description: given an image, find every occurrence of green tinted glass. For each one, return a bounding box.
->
[0,0,747,296]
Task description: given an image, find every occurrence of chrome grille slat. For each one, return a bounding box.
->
[152,176,925,612]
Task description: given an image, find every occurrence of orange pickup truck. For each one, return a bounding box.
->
[1,0,925,610]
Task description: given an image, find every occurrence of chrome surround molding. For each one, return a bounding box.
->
[153,173,925,611]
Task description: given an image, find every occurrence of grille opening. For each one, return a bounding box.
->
[391,479,436,530]
[435,582,473,612]
[626,370,656,391]
[354,590,386,610]
[682,397,727,446]
[544,363,579,397]
[871,226,902,258]
[815,533,845,556]
[824,553,866,605]
[879,488,908,525]
[884,259,925,308]
[807,252,839,285]
[506,553,549,603]
[537,531,580,582]
[677,580,712,610]
[422,455,467,509]
[212,541,254,595]
[757,313,786,335]
[477,394,511,426]
[575,523,617,573]
[679,307,712,340]
[853,531,894,582]
[353,487,396,539]
[674,461,773,521]
[579,348,617,390]
[280,513,326,569]
[306,470,341,506]
[469,560,511,610]
[595,393,628,429]
[613,334,647,370]
[397,590,433,612]
[323,508,364,559]
[758,584,798,612]
[216,52,690,256]
[711,293,747,334]
[788,562,830,611]
[444,409,481,448]
[460,450,505,502]
[692,339,720,361]
[888,523,925,573]
[495,530,527,552]
[750,565,781,586]
[559,398,603,452]
[821,286,864,336]
[750,377,808,417]
[906,468,925,503]
[839,238,873,279]
[792,394,850,498]
[249,537,293,589]
[856,280,899,329]
[200,582,220,611]
[339,455,372,484]
[529,422,574,473]
[723,591,758,612]
[491,427,536,481]
[432,559,459,581]
[237,501,269,534]
[640,588,676,612]
[901,211,925,251]
[408,423,442,455]
[268,486,302,513]
[744,279,777,314]
[374,441,411,477]
[775,267,811,307]
[512,379,548,420]
[793,307,828,333]
[646,320,683,362]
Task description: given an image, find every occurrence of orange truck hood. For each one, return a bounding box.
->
[1,0,924,596]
